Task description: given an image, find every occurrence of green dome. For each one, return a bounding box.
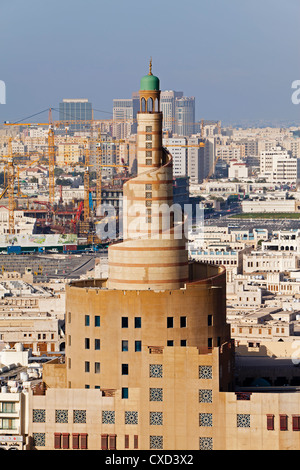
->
[140,74,160,91]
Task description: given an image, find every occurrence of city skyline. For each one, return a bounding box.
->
[0,0,299,127]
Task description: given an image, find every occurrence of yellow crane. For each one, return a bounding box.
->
[6,138,15,234]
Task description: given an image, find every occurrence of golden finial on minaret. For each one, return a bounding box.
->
[148,57,152,75]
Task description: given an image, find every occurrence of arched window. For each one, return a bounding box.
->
[141,97,146,112]
[147,97,153,112]
[154,98,159,112]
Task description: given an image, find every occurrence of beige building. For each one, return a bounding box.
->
[20,69,300,451]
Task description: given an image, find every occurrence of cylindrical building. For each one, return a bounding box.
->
[64,64,234,450]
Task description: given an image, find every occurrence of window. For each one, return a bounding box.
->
[95,339,100,350]
[122,317,128,328]
[85,315,90,327]
[95,316,100,327]
[135,341,142,352]
[180,340,187,347]
[135,317,141,328]
[122,340,128,352]
[280,414,288,431]
[122,387,129,399]
[180,316,187,328]
[1,402,15,413]
[267,415,274,430]
[101,434,108,450]
[167,340,173,346]
[62,433,70,450]
[122,364,128,375]
[54,433,61,449]
[146,134,152,141]
[125,435,129,449]
[85,361,90,373]
[167,317,173,328]
[146,126,152,132]
[292,415,300,431]
[207,315,213,326]
[94,362,100,374]
[85,338,90,349]
[109,435,116,450]
[208,338,213,349]
[146,159,152,165]
[134,435,139,449]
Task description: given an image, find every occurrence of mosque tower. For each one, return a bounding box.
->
[64,64,234,450]
[108,60,188,290]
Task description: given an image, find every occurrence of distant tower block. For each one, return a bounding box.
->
[107,62,189,290]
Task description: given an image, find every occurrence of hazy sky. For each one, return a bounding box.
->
[0,0,299,126]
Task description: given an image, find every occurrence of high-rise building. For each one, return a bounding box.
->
[175,96,195,136]
[163,136,187,177]
[187,136,205,183]
[112,99,134,139]
[59,99,92,131]
[160,90,183,133]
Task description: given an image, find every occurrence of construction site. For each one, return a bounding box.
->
[0,107,222,254]
[0,108,133,250]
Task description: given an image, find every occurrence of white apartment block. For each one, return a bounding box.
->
[228,161,249,179]
[259,146,300,184]
[243,251,299,274]
[163,137,187,177]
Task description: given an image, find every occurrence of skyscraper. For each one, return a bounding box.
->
[59,99,92,131]
[112,99,134,139]
[160,90,183,133]
[175,96,195,136]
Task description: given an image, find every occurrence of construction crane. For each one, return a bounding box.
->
[6,138,15,234]
[83,141,90,222]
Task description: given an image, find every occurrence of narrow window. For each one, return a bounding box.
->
[54,433,61,449]
[125,435,129,449]
[101,434,108,450]
[62,433,70,450]
[95,316,100,327]
[85,361,90,373]
[134,435,139,449]
[95,339,100,350]
[267,415,274,431]
[292,415,300,431]
[135,340,142,352]
[167,317,173,328]
[80,434,88,450]
[208,315,212,326]
[180,316,187,328]
[94,362,100,374]
[122,317,128,328]
[85,338,90,349]
[280,414,288,431]
[109,434,116,450]
[122,387,129,399]
[122,364,128,375]
[135,317,141,328]
[122,340,128,352]
[85,315,90,327]
[72,433,79,450]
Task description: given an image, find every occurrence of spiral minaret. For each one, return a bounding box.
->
[108,63,189,290]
